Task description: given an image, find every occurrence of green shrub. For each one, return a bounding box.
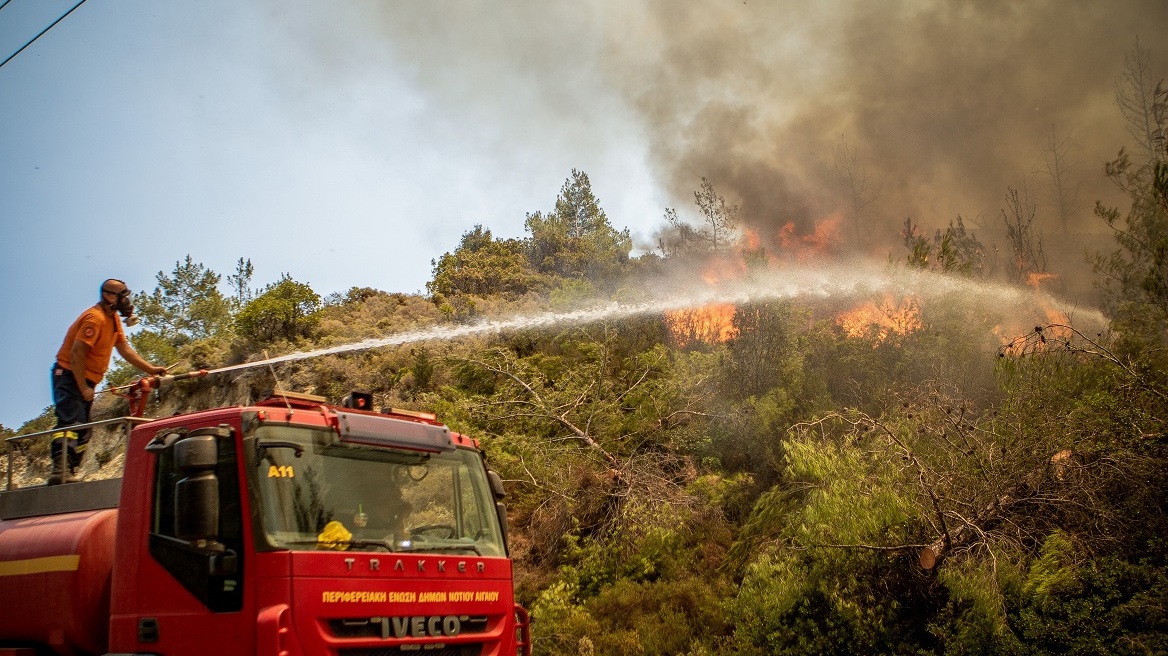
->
[235,275,321,345]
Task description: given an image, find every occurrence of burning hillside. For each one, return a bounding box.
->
[836,294,923,341]
[666,303,737,346]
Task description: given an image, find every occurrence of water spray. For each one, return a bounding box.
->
[101,261,1109,412]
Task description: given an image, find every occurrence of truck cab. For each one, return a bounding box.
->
[0,391,530,656]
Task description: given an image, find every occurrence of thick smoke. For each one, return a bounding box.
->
[357,1,1168,275]
[612,2,1168,247]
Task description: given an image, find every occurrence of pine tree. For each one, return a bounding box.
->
[525,169,632,283]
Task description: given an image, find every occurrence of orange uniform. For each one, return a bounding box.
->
[55,306,126,383]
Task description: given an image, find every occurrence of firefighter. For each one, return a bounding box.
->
[351,469,412,543]
[49,279,167,484]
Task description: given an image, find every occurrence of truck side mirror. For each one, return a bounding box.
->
[174,434,219,542]
[487,469,509,549]
[487,469,506,501]
[495,501,509,549]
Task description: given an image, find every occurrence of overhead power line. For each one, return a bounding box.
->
[0,0,88,71]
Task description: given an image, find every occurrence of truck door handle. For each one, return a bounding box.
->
[138,617,160,643]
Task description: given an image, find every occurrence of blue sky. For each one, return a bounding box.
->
[0,1,662,427]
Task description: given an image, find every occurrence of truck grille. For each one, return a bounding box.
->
[338,646,482,656]
[329,616,490,639]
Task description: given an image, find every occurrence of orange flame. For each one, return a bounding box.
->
[776,213,844,262]
[701,255,748,286]
[744,227,762,252]
[836,295,922,341]
[666,303,738,346]
[669,213,847,346]
[1026,272,1059,290]
[996,273,1073,354]
[1028,273,1071,335]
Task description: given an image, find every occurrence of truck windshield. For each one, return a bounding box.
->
[247,424,505,556]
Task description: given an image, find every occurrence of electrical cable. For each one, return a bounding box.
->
[0,0,87,71]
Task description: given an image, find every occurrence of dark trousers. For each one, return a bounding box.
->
[51,364,95,471]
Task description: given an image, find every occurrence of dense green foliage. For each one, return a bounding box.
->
[234,274,322,345]
[428,225,544,318]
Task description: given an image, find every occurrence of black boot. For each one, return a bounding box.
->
[47,466,80,485]
[47,459,66,485]
[48,431,80,485]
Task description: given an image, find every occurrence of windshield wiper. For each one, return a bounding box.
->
[256,440,305,461]
[394,542,483,556]
[283,539,485,556]
[283,539,393,552]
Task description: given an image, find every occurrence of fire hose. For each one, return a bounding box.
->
[103,368,211,417]
[98,349,307,417]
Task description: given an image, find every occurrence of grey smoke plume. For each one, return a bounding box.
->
[355,1,1168,259]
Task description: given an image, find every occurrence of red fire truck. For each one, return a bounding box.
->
[0,390,531,655]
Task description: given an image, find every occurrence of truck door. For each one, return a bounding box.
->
[114,424,253,655]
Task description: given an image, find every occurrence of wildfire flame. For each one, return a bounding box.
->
[1026,272,1059,290]
[996,272,1073,354]
[777,213,843,260]
[700,256,748,286]
[665,303,738,346]
[667,215,845,347]
[744,227,762,252]
[836,295,923,341]
[669,213,878,345]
